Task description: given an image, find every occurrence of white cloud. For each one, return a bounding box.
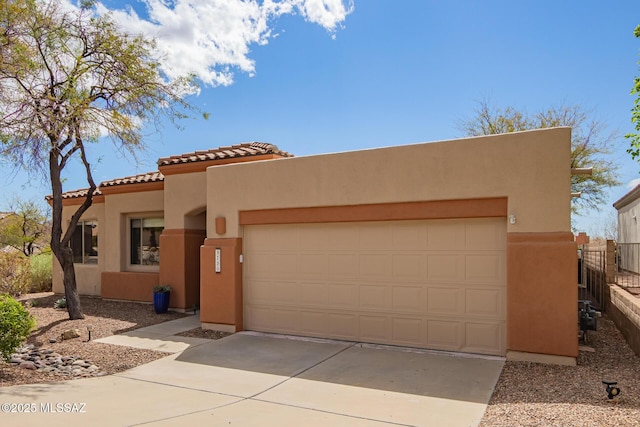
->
[627,178,640,190]
[95,0,354,86]
[293,0,353,33]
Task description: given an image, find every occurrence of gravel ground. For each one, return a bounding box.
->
[2,292,639,426]
[480,314,640,427]
[0,293,192,387]
[175,327,231,340]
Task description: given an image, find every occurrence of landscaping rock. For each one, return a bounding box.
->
[10,345,107,378]
[60,329,81,340]
[19,361,36,370]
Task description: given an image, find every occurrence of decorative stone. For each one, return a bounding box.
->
[9,345,106,378]
[60,329,81,340]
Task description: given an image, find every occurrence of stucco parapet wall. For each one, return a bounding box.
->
[207,127,572,237]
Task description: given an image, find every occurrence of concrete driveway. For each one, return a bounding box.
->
[0,332,504,426]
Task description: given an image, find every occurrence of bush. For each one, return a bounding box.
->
[0,295,35,362]
[54,297,66,309]
[0,251,30,296]
[28,252,52,293]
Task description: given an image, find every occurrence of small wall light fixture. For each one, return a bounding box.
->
[508,214,516,225]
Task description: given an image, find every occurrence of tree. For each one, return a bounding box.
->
[588,211,618,241]
[626,25,640,160]
[0,199,50,256]
[458,100,620,214]
[0,0,197,319]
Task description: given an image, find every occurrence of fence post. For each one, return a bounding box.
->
[606,240,616,284]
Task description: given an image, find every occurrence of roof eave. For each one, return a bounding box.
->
[613,185,640,210]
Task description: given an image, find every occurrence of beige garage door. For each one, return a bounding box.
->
[243,218,506,355]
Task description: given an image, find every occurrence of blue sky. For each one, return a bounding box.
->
[2,0,639,236]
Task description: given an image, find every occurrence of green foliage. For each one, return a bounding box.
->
[0,251,52,295]
[0,199,50,256]
[29,252,52,293]
[626,25,640,160]
[153,285,171,293]
[0,295,35,362]
[459,101,620,214]
[54,297,66,309]
[0,0,198,319]
[0,251,31,296]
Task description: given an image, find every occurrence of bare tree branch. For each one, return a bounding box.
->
[0,0,199,318]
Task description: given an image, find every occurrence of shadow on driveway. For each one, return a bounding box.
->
[175,332,504,404]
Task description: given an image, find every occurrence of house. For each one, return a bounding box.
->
[614,185,640,244]
[614,184,640,273]
[52,128,578,364]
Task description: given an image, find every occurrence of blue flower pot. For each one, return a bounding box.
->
[153,292,170,314]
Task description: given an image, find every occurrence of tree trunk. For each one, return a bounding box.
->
[49,149,87,320]
[60,245,84,319]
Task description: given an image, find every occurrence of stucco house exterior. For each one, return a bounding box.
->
[614,184,640,273]
[615,185,640,244]
[52,128,578,364]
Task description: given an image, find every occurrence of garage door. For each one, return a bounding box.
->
[243,218,506,355]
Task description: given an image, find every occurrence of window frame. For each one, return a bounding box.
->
[71,220,99,265]
[126,214,164,272]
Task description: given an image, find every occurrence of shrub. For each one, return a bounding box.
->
[153,285,171,293]
[0,251,30,296]
[28,252,52,293]
[0,295,35,362]
[54,297,66,309]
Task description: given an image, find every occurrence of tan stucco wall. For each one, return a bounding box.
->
[52,202,106,296]
[206,128,571,238]
[163,172,207,229]
[102,190,164,272]
[202,128,577,359]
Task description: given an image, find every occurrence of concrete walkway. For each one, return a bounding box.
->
[0,316,504,427]
[94,315,210,353]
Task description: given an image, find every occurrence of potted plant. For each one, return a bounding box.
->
[152,285,171,314]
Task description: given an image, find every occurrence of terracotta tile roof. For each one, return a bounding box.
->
[99,171,164,188]
[47,171,162,200]
[45,187,102,201]
[157,142,293,167]
[49,142,292,200]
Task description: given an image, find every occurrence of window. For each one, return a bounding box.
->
[130,217,164,266]
[71,221,98,264]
